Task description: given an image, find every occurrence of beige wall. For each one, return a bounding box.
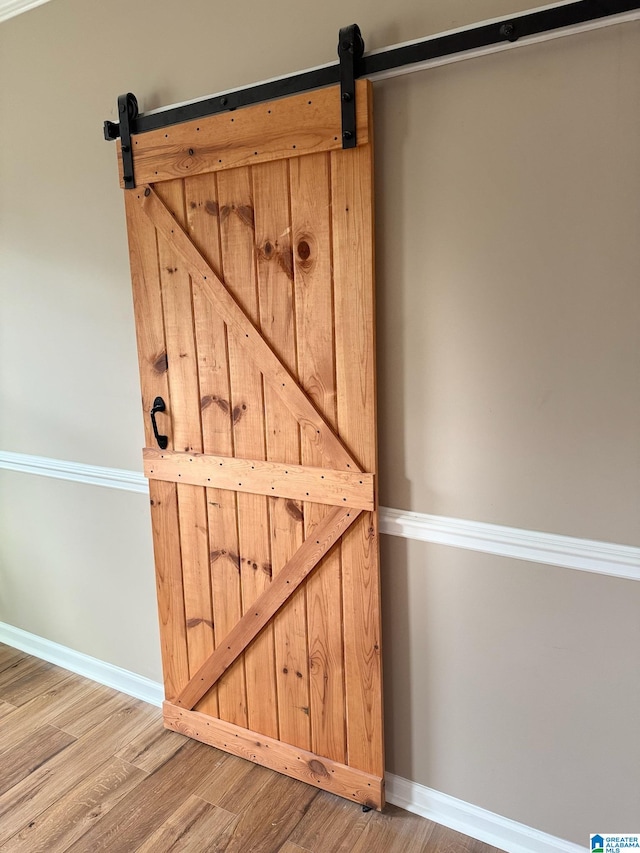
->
[1,0,639,845]
[381,537,640,840]
[376,29,640,544]
[0,471,161,679]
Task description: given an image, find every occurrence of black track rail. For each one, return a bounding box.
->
[104,0,640,141]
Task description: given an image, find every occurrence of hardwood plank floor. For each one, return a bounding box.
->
[0,645,503,852]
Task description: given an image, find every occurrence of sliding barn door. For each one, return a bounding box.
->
[119,80,383,808]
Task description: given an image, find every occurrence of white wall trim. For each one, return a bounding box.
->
[137,3,640,119]
[0,0,53,23]
[0,621,585,853]
[1,449,638,581]
[0,621,164,706]
[385,773,587,853]
[0,450,148,494]
[2,0,638,52]
[380,508,640,582]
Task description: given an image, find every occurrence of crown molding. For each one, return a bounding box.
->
[0,0,53,23]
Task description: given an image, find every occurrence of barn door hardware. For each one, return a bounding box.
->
[150,396,168,450]
[104,93,139,189]
[338,24,364,149]
[102,2,640,143]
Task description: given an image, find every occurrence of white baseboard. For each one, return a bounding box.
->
[1,449,638,582]
[0,621,163,707]
[0,621,585,853]
[385,773,587,853]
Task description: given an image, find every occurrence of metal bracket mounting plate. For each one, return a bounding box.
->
[338,24,364,149]
[108,93,139,189]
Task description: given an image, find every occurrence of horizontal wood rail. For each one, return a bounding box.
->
[118,82,370,187]
[163,703,384,809]
[143,449,374,510]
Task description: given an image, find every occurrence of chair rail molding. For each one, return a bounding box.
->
[380,507,640,581]
[1,449,638,581]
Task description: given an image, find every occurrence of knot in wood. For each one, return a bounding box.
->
[297,240,311,261]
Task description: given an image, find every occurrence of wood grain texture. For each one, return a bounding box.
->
[253,158,311,751]
[148,479,189,702]
[144,448,374,509]
[155,180,201,450]
[120,81,370,187]
[63,740,225,853]
[0,658,61,704]
[348,805,436,853]
[49,685,140,738]
[1,757,146,853]
[138,184,359,472]
[155,179,216,717]
[184,171,247,727]
[124,190,171,448]
[0,700,16,720]
[291,151,346,764]
[115,721,186,773]
[204,771,317,853]
[288,790,372,852]
[0,663,70,709]
[163,703,384,809]
[200,759,273,813]
[135,795,236,852]
[0,724,76,796]
[331,100,384,782]
[0,649,493,853]
[0,646,25,673]
[217,165,278,739]
[0,701,157,846]
[194,751,258,807]
[425,822,506,853]
[0,675,89,752]
[124,189,189,703]
[175,506,361,710]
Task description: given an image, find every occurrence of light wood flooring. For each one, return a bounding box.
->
[0,643,503,852]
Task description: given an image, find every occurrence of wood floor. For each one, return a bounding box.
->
[0,644,502,853]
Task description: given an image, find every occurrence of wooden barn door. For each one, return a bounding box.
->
[119,80,383,808]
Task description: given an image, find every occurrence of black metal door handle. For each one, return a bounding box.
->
[150,397,168,450]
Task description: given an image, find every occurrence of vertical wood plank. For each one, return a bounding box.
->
[148,480,188,703]
[184,173,248,728]
[217,165,278,739]
[253,159,310,750]
[155,180,216,715]
[331,118,384,778]
[290,152,346,763]
[124,191,188,702]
